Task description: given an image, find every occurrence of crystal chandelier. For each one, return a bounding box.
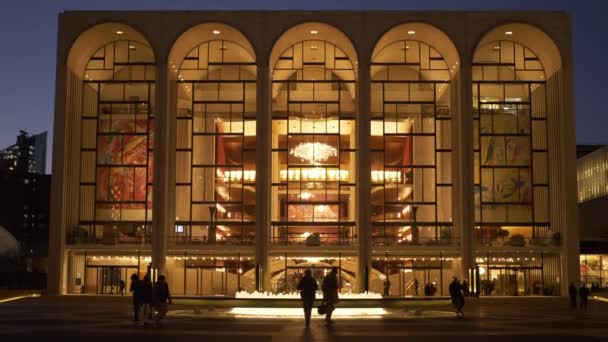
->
[289,142,337,165]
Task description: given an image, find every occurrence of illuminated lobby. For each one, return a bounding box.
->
[49,11,579,297]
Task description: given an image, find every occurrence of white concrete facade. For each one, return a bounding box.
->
[48,10,578,296]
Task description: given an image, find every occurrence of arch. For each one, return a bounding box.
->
[369,23,459,248]
[474,23,562,78]
[269,22,358,71]
[168,22,256,75]
[67,22,155,77]
[372,22,460,72]
[170,23,258,246]
[268,22,359,251]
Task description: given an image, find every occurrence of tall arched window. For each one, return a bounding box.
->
[271,40,357,246]
[78,40,156,244]
[473,40,549,247]
[370,40,453,246]
[174,39,257,245]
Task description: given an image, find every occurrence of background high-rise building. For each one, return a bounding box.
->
[0,130,47,174]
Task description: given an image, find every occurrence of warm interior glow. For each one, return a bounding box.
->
[505,31,513,35]
[235,291,382,299]
[116,30,124,35]
[279,168,348,182]
[212,30,221,35]
[289,142,338,165]
[371,170,403,184]
[309,30,319,34]
[408,30,415,35]
[230,307,386,318]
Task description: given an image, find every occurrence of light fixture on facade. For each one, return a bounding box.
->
[116,30,124,35]
[408,30,415,35]
[505,31,513,35]
[309,30,319,34]
[212,30,221,35]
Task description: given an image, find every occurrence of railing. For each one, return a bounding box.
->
[169,235,254,245]
[478,236,561,247]
[372,236,459,247]
[271,233,356,246]
[66,224,151,245]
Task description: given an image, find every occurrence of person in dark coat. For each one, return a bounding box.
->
[568,282,577,309]
[138,274,154,326]
[321,267,339,324]
[153,275,172,327]
[297,269,318,327]
[129,273,142,324]
[449,277,465,317]
[579,284,590,311]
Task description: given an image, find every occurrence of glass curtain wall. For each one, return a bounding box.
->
[174,40,257,245]
[371,255,460,297]
[271,40,357,246]
[75,40,156,245]
[473,41,551,248]
[370,40,453,246]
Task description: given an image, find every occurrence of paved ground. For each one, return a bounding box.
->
[0,295,607,341]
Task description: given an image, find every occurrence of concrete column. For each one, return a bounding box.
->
[256,64,271,291]
[546,70,579,294]
[357,60,372,292]
[455,63,475,279]
[151,54,170,275]
[48,53,69,295]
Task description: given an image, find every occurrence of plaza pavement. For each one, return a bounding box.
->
[0,295,607,341]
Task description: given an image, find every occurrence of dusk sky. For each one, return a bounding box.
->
[0,0,606,174]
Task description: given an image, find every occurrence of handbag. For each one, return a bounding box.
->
[317,304,327,315]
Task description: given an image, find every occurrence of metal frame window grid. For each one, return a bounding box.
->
[370,40,453,246]
[76,40,155,244]
[271,40,357,246]
[175,39,257,245]
[473,40,550,244]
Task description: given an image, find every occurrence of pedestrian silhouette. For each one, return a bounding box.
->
[138,274,153,327]
[119,279,126,296]
[129,273,142,325]
[579,284,590,311]
[449,276,465,318]
[297,269,318,327]
[153,275,172,327]
[568,282,577,309]
[321,267,339,324]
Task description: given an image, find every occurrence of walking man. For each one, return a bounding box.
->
[138,274,153,327]
[297,269,318,327]
[568,282,577,309]
[153,275,172,327]
[321,267,339,324]
[579,283,590,311]
[449,276,465,318]
[129,273,142,325]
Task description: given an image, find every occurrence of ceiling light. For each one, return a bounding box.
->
[505,31,513,35]
[493,46,500,50]
[116,30,124,35]
[212,30,221,35]
[129,45,136,50]
[289,142,337,165]
[310,45,319,50]
[407,30,415,35]
[309,30,319,34]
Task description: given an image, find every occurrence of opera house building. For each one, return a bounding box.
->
[48,10,579,297]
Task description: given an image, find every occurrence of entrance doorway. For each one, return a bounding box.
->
[388,267,442,296]
[485,267,543,296]
[85,266,137,294]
